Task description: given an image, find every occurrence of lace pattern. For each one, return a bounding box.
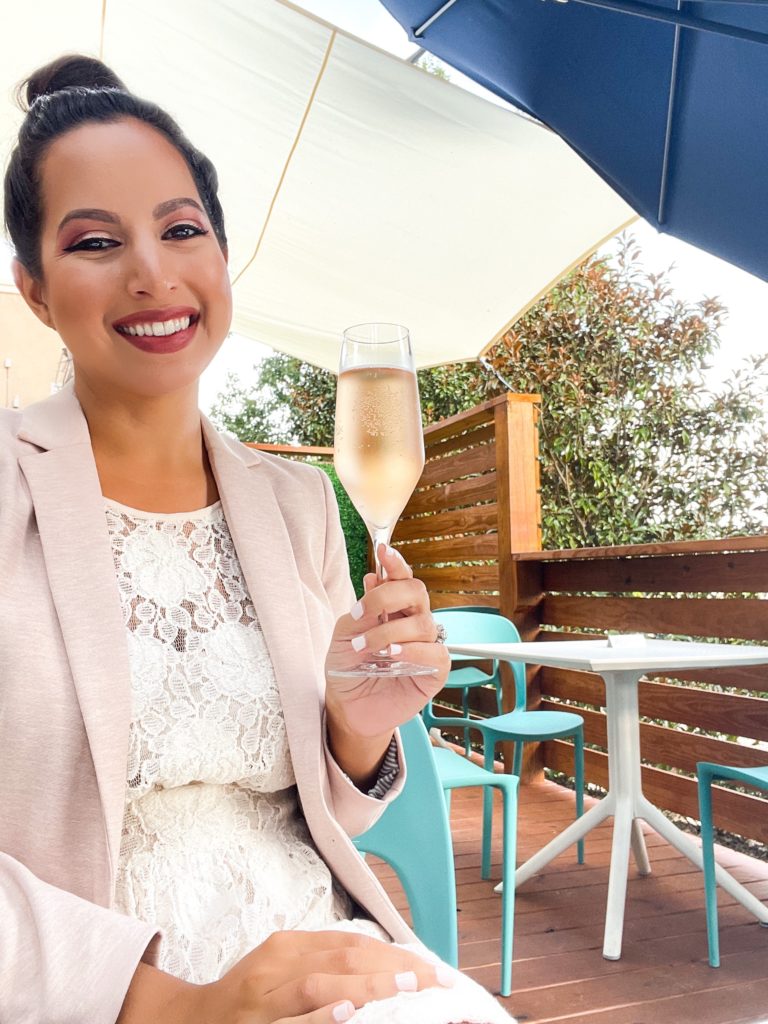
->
[107,500,358,983]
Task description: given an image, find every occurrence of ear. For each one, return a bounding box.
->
[12,258,56,330]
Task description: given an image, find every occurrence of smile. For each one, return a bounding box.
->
[115,314,198,338]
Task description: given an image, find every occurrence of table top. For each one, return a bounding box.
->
[446,637,768,673]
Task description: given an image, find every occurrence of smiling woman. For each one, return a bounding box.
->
[0,53,508,1024]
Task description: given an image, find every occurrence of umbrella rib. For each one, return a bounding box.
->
[657,1,682,225]
[99,0,108,59]
[231,30,337,288]
[414,0,463,38]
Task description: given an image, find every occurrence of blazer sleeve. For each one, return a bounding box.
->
[0,852,160,1024]
[316,469,406,838]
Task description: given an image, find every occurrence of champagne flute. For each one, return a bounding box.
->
[331,323,437,678]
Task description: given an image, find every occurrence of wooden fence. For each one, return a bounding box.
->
[391,393,542,603]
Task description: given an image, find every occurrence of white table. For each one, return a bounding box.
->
[447,637,768,959]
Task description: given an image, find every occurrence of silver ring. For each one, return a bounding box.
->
[435,623,448,644]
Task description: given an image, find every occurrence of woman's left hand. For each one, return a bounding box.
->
[324,544,450,743]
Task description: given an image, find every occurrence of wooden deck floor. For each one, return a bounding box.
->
[368,779,768,1024]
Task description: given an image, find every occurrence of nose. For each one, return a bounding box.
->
[125,236,178,297]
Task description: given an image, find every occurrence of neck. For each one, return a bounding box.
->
[74,376,219,512]
[75,377,203,467]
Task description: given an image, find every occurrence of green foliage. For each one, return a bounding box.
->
[209,358,336,446]
[484,236,768,547]
[316,464,369,599]
[209,234,768,550]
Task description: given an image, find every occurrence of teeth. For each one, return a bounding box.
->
[119,316,192,337]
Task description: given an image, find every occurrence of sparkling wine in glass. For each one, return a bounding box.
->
[332,323,437,678]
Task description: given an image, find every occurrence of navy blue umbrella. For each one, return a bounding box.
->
[380,0,768,281]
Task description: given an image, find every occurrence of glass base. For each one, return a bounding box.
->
[328,659,439,678]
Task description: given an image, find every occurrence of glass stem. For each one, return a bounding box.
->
[371,526,393,649]
[371,526,393,585]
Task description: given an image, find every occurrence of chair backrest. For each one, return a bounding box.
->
[433,609,527,711]
[352,716,458,966]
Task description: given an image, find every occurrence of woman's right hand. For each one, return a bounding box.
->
[122,929,454,1024]
[197,930,454,1022]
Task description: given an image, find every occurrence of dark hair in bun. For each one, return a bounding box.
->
[4,53,227,278]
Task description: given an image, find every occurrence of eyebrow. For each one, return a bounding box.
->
[57,197,205,232]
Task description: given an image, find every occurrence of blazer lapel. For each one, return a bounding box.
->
[18,433,132,882]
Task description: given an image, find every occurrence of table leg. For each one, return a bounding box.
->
[601,671,648,958]
[631,819,651,875]
[638,797,768,925]
[603,799,634,958]
[512,796,614,888]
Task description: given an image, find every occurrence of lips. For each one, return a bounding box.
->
[111,306,200,355]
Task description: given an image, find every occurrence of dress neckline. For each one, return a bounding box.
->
[103,496,223,521]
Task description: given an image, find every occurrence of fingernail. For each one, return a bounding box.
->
[395,970,418,992]
[333,1001,355,1022]
[390,643,402,655]
[386,545,396,557]
[436,964,456,987]
[350,600,364,621]
[351,634,366,652]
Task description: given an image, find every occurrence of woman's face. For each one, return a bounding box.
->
[16,117,232,401]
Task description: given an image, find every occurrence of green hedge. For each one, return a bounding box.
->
[317,463,369,598]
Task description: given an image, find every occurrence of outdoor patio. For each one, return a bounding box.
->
[368,778,768,1023]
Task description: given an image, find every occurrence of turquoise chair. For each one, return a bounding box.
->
[697,761,768,967]
[429,607,504,755]
[432,746,518,996]
[353,716,520,995]
[426,609,586,864]
[352,716,458,966]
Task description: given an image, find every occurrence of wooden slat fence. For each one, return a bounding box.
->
[392,393,542,607]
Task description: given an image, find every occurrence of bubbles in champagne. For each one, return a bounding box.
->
[334,366,424,530]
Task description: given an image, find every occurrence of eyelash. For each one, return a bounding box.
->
[63,222,209,252]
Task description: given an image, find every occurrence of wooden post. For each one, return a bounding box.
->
[495,393,544,780]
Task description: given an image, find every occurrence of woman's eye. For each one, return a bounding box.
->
[64,237,119,252]
[164,223,208,240]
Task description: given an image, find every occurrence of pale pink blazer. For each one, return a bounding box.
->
[0,383,413,1024]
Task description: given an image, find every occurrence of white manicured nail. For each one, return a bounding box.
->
[386,544,396,557]
[333,1001,355,1022]
[350,600,364,621]
[395,970,418,992]
[436,964,456,987]
[351,634,366,652]
[390,643,403,655]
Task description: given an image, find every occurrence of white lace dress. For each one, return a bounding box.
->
[107,498,513,1024]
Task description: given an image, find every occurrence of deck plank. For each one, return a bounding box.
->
[368,777,768,1023]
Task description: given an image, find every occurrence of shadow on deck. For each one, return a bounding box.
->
[368,779,768,1024]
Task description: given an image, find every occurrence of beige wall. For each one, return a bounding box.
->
[0,286,66,409]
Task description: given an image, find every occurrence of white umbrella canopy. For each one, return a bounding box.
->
[0,0,634,372]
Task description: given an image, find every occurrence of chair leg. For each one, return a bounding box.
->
[574,727,585,865]
[499,780,517,997]
[462,688,471,756]
[512,740,523,778]
[482,745,495,880]
[698,768,720,967]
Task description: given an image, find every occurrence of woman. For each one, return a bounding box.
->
[0,55,514,1024]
